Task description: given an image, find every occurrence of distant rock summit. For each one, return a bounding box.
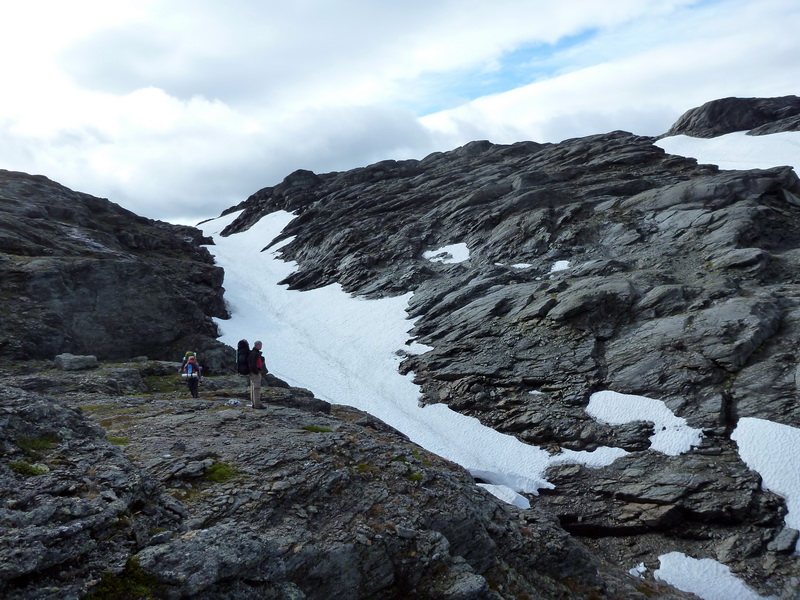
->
[2,96,800,598]
[666,94,800,137]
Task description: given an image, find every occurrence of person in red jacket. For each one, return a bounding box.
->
[247,340,265,408]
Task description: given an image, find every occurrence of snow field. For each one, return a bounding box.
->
[200,130,800,598]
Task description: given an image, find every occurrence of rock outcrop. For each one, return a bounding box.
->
[665,95,800,137]
[0,363,688,599]
[0,169,231,372]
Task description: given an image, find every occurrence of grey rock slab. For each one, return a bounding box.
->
[768,528,800,553]
[54,353,98,370]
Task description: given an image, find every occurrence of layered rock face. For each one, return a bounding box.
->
[222,121,800,595]
[0,170,231,371]
[0,365,688,599]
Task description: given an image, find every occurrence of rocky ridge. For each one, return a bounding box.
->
[217,97,800,597]
[0,169,231,372]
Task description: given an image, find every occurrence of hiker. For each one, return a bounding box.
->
[180,350,196,371]
[236,340,250,375]
[181,354,202,398]
[247,340,265,408]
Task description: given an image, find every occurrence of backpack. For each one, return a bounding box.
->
[236,340,250,375]
[182,359,200,378]
[180,351,196,371]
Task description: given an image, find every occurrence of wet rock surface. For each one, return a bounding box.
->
[0,169,231,371]
[220,120,800,596]
[0,362,689,599]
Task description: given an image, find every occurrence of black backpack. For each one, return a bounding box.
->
[236,340,250,375]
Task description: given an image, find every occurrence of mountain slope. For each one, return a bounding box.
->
[216,106,800,596]
[6,369,678,600]
[2,96,800,598]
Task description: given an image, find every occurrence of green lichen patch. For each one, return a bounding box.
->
[144,375,182,394]
[203,462,237,483]
[300,424,334,433]
[9,461,49,476]
[87,557,166,600]
[16,432,60,459]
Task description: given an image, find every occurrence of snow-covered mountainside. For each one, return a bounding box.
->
[208,96,800,598]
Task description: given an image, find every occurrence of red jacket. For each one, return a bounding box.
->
[247,348,263,374]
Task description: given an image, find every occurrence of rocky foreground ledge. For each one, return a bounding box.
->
[0,360,693,600]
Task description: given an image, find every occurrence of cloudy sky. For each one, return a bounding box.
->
[1,0,798,224]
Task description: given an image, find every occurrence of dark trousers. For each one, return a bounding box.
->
[187,377,199,398]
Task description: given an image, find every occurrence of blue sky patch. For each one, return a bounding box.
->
[415,28,599,116]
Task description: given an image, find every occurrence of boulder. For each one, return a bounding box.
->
[54,353,98,370]
[768,528,800,554]
[0,385,184,600]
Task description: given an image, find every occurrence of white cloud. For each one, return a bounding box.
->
[0,0,798,222]
[423,0,800,145]
[40,0,699,116]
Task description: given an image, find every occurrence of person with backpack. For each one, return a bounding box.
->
[236,340,250,376]
[247,340,266,409]
[181,354,202,398]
